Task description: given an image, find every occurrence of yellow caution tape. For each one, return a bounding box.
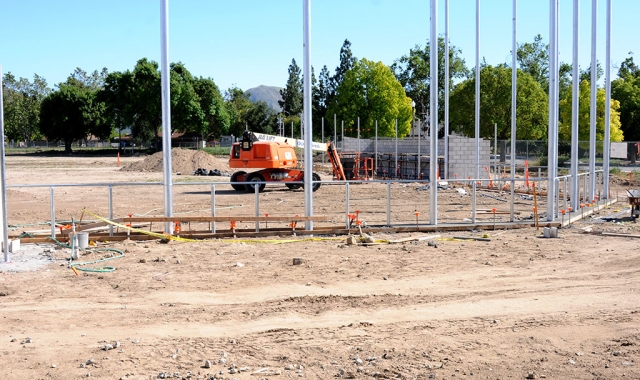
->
[82,209,200,242]
[81,209,369,245]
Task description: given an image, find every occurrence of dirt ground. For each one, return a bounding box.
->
[1,151,639,380]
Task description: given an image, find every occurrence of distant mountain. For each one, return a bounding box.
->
[245,85,283,113]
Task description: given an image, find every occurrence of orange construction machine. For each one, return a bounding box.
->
[228,131,321,193]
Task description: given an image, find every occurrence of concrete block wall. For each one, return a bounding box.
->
[447,135,491,181]
[339,135,490,180]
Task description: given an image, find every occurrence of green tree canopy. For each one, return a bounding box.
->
[278,59,302,118]
[449,65,549,140]
[40,74,110,153]
[327,58,412,138]
[559,80,623,142]
[192,76,230,139]
[392,36,469,123]
[2,72,50,142]
[612,56,640,141]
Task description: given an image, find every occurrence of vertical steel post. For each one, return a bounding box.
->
[341,121,344,150]
[357,117,360,154]
[603,0,612,199]
[589,0,598,201]
[387,181,391,227]
[475,0,481,182]
[430,0,439,225]
[255,185,260,232]
[395,119,398,178]
[160,0,173,234]
[322,117,325,165]
[211,184,216,234]
[547,0,559,221]
[302,0,313,231]
[571,0,580,210]
[0,66,8,262]
[50,187,55,237]
[417,120,421,179]
[108,185,113,237]
[345,182,350,229]
[510,0,517,222]
[334,113,337,144]
[444,0,450,180]
[375,120,378,177]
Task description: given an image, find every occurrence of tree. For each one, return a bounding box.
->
[449,65,549,140]
[517,34,573,97]
[98,70,135,147]
[40,83,108,153]
[392,37,469,125]
[317,65,332,117]
[559,80,623,142]
[332,39,357,94]
[192,76,230,140]
[278,59,303,117]
[2,72,50,143]
[326,58,412,138]
[127,58,162,144]
[517,34,549,90]
[612,57,640,140]
[225,86,254,138]
[245,101,277,135]
[169,62,204,134]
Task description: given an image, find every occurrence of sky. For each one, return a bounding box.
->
[1,0,637,93]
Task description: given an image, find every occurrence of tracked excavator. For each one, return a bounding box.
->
[228,131,325,193]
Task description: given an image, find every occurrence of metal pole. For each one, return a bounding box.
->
[302,0,313,231]
[334,113,337,144]
[375,120,378,177]
[357,116,360,154]
[341,120,344,150]
[547,0,558,221]
[571,0,580,210]
[291,121,294,139]
[395,119,398,178]
[0,66,8,262]
[418,120,421,178]
[50,187,55,238]
[345,182,350,229]
[322,117,325,165]
[430,0,438,225]
[108,185,113,237]
[589,0,598,201]
[255,185,260,232]
[475,0,480,182]
[386,181,391,227]
[603,0,612,199]
[211,184,216,234]
[444,0,450,180]
[510,0,517,222]
[494,123,497,178]
[160,0,173,234]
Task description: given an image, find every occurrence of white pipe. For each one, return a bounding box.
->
[603,0,612,199]
[444,0,450,180]
[0,66,8,263]
[430,0,438,225]
[589,0,598,202]
[473,0,480,220]
[302,0,313,230]
[160,0,173,234]
[547,0,558,221]
[571,0,580,209]
[510,0,517,222]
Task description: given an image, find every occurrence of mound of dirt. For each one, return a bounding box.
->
[120,148,230,174]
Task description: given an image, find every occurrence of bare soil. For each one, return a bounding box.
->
[0,150,639,380]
